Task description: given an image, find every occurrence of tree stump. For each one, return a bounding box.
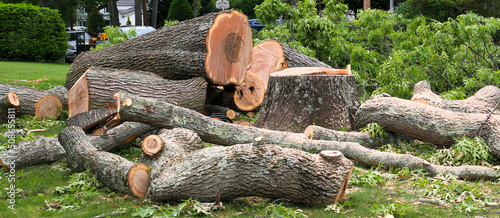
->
[65,10,253,90]
[68,68,207,117]
[0,84,62,120]
[254,67,359,133]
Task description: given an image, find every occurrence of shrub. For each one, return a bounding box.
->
[167,0,194,22]
[0,3,67,62]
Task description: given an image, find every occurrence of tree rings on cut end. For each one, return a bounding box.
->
[142,135,163,156]
[7,92,19,106]
[320,150,343,163]
[249,40,287,89]
[304,125,315,139]
[35,95,62,120]
[272,67,352,77]
[205,10,253,86]
[234,72,265,111]
[411,98,430,105]
[127,164,150,198]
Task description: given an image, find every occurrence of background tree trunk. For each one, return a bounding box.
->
[135,0,143,26]
[109,0,120,26]
[254,68,359,133]
[65,10,252,90]
[151,0,159,28]
[142,0,148,26]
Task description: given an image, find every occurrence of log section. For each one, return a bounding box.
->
[48,86,68,109]
[0,92,19,122]
[68,68,207,117]
[65,10,252,89]
[254,68,359,132]
[59,126,150,198]
[0,84,62,120]
[412,80,500,114]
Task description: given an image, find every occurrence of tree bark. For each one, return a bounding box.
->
[68,68,206,118]
[48,85,68,109]
[135,0,143,26]
[254,68,359,133]
[412,80,500,114]
[0,84,62,120]
[149,143,353,205]
[281,43,331,68]
[59,126,150,198]
[118,94,499,180]
[65,10,253,89]
[0,92,19,122]
[66,108,118,133]
[0,121,153,171]
[304,125,403,149]
[355,95,500,159]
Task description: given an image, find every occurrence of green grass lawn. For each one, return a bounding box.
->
[1,61,499,217]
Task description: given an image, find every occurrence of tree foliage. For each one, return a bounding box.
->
[255,0,500,100]
[167,0,195,22]
[86,8,105,32]
[396,0,500,22]
[0,3,67,62]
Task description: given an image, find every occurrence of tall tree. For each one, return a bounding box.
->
[142,0,148,25]
[151,0,159,27]
[135,0,142,25]
[109,0,119,26]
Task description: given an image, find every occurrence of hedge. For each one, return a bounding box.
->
[167,0,194,22]
[0,3,67,62]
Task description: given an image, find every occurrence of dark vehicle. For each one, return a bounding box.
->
[248,19,266,31]
[65,31,96,62]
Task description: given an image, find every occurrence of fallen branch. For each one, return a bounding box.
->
[117,94,499,180]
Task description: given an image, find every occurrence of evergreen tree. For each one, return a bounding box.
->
[167,0,194,21]
[87,9,105,32]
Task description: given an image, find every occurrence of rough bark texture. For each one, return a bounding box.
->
[412,80,500,114]
[305,125,402,149]
[281,43,331,68]
[149,143,353,205]
[355,95,500,159]
[0,84,62,120]
[69,68,206,117]
[59,126,150,198]
[203,104,239,119]
[66,108,117,130]
[0,122,154,171]
[48,85,68,109]
[254,72,359,133]
[65,10,252,89]
[0,92,19,122]
[118,94,499,180]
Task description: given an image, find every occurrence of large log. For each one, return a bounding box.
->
[66,108,118,132]
[118,94,499,180]
[148,141,353,205]
[355,95,500,158]
[0,122,154,171]
[0,92,19,122]
[48,86,68,109]
[68,68,206,117]
[59,126,150,198]
[412,80,500,114]
[0,84,62,120]
[281,43,332,68]
[203,104,239,119]
[248,40,287,90]
[65,10,253,90]
[254,67,359,132]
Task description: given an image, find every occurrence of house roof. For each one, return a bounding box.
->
[117,0,135,6]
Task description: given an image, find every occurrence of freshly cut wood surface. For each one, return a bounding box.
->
[68,68,207,118]
[271,66,351,77]
[248,40,287,89]
[0,84,62,120]
[142,135,163,156]
[65,10,252,89]
[412,80,500,114]
[254,68,359,133]
[233,72,266,111]
[59,126,150,198]
[203,104,239,119]
[0,92,19,122]
[48,86,68,108]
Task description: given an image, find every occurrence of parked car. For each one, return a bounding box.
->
[249,19,266,31]
[65,31,94,62]
[119,26,156,39]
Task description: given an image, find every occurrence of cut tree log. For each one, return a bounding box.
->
[0,122,154,171]
[203,104,239,119]
[281,43,332,68]
[0,92,19,122]
[248,40,287,90]
[254,67,358,132]
[64,10,253,90]
[355,95,500,158]
[412,80,500,114]
[59,126,150,198]
[68,68,207,117]
[233,71,266,111]
[0,84,62,120]
[148,142,353,205]
[304,125,402,149]
[48,86,68,109]
[117,94,499,180]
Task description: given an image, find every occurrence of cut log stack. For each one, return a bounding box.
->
[0,84,63,120]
